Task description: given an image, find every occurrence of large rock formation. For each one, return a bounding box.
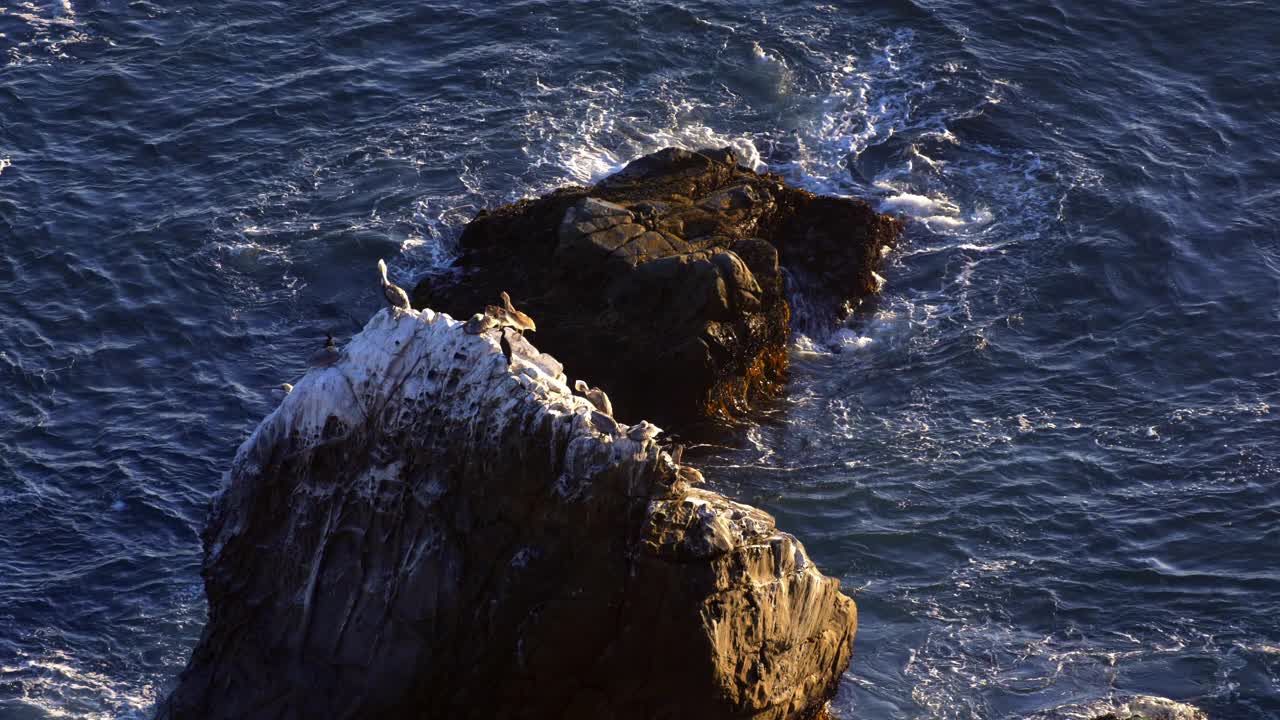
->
[158,308,857,720]
[414,147,901,428]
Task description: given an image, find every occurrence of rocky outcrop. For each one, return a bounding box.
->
[414,147,901,428]
[157,308,857,720]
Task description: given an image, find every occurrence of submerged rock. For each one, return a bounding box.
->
[157,308,857,720]
[414,147,901,428]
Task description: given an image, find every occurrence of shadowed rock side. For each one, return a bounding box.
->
[157,308,857,720]
[414,147,901,428]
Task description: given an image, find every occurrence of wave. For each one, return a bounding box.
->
[0,649,156,720]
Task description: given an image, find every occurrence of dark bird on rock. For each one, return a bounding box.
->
[377,258,412,311]
[499,328,514,366]
[574,379,614,416]
[308,332,340,368]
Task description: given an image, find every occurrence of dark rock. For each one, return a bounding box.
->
[156,309,857,720]
[414,147,901,429]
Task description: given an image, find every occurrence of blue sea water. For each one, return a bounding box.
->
[1,1,1277,718]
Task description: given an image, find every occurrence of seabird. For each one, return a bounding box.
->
[485,291,536,333]
[377,258,412,311]
[499,328,514,366]
[269,383,293,400]
[573,379,614,416]
[676,465,705,486]
[308,333,339,368]
[591,410,621,436]
[464,312,497,335]
[626,420,662,443]
[501,292,536,330]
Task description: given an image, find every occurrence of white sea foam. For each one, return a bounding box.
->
[829,328,875,350]
[772,29,926,192]
[540,114,766,188]
[1171,398,1271,423]
[791,334,826,355]
[920,213,968,228]
[879,190,960,216]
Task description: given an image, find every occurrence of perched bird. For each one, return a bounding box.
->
[501,291,536,331]
[590,410,621,437]
[269,383,293,400]
[573,379,614,416]
[463,312,497,335]
[308,332,339,368]
[499,328,514,366]
[377,258,412,311]
[676,465,705,486]
[626,420,662,443]
[485,291,536,333]
[669,442,684,466]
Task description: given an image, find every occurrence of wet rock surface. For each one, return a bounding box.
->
[157,309,857,720]
[414,147,901,429]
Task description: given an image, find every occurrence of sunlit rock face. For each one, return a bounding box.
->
[414,147,901,428]
[157,309,856,720]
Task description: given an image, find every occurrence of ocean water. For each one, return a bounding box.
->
[0,1,1277,718]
